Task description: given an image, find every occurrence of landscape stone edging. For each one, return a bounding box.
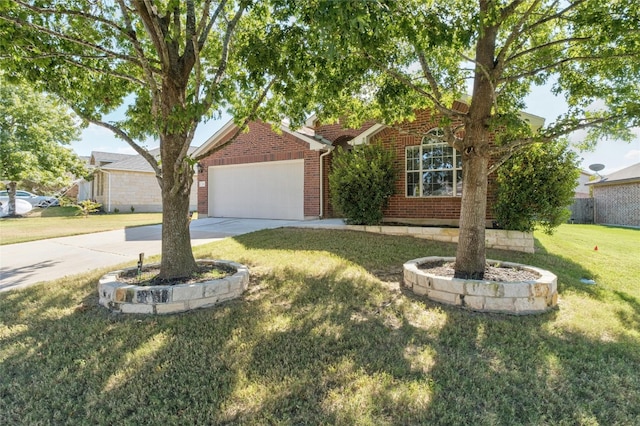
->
[403,256,558,315]
[305,225,534,253]
[98,260,249,314]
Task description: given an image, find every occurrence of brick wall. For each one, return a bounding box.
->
[593,182,640,227]
[198,107,501,224]
[197,121,321,217]
[324,107,497,226]
[315,120,377,142]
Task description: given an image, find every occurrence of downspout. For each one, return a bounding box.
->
[319,147,334,218]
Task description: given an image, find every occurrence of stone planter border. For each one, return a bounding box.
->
[403,256,558,315]
[307,224,534,253]
[98,260,249,314]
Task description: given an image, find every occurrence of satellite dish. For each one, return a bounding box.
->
[589,164,605,173]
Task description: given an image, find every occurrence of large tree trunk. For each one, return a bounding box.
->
[155,57,199,279]
[159,181,197,279]
[454,150,489,279]
[453,2,496,279]
[158,131,198,279]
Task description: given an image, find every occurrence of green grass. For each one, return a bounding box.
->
[0,207,162,245]
[1,224,639,424]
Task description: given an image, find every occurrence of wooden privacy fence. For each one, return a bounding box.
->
[568,198,594,224]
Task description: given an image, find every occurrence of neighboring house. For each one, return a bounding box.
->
[88,149,198,213]
[575,170,593,198]
[194,105,545,226]
[587,162,640,227]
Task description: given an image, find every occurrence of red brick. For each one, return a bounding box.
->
[198,109,500,223]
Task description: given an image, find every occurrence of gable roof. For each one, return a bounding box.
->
[96,147,198,173]
[91,151,136,166]
[587,162,640,186]
[192,119,329,158]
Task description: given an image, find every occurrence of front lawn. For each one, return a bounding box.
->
[0,207,163,245]
[0,225,638,424]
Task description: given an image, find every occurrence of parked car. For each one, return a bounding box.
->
[0,190,58,207]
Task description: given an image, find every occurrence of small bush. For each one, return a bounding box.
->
[130,206,135,213]
[58,196,75,207]
[114,207,120,214]
[75,200,102,218]
[329,143,397,225]
[494,139,579,234]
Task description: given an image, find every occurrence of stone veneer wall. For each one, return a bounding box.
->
[96,170,197,213]
[314,224,534,253]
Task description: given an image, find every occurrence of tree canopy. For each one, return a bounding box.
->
[0,77,85,215]
[2,1,638,279]
[280,0,640,278]
[0,1,311,278]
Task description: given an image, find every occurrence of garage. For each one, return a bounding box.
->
[208,159,304,220]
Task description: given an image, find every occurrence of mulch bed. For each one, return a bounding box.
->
[418,260,540,282]
[119,263,235,286]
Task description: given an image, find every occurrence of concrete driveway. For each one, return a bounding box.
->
[0,217,345,293]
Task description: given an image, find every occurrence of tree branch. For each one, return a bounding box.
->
[195,77,277,161]
[520,0,587,35]
[197,0,224,49]
[12,0,127,34]
[63,98,162,181]
[487,114,617,174]
[416,49,443,102]
[135,0,172,71]
[495,0,543,73]
[499,0,528,21]
[84,117,163,183]
[505,36,592,64]
[500,53,637,84]
[41,54,145,86]
[210,3,245,86]
[186,0,197,42]
[0,14,144,67]
[116,0,162,113]
[364,53,465,120]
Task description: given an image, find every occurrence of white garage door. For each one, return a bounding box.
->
[209,160,304,220]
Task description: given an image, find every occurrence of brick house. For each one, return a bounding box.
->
[194,105,544,225]
[587,162,640,227]
[89,149,198,213]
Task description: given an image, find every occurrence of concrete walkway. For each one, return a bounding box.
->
[0,217,346,293]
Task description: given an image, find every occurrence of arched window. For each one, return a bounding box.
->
[406,128,462,197]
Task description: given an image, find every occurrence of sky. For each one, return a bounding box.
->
[71,84,640,176]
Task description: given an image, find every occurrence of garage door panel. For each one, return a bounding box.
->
[209,160,304,220]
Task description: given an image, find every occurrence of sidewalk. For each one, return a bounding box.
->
[0,217,346,293]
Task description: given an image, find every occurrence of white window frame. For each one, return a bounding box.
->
[405,128,462,197]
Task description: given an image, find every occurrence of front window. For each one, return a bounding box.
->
[406,128,462,197]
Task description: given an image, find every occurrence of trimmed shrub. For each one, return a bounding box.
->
[494,139,579,234]
[329,143,397,225]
